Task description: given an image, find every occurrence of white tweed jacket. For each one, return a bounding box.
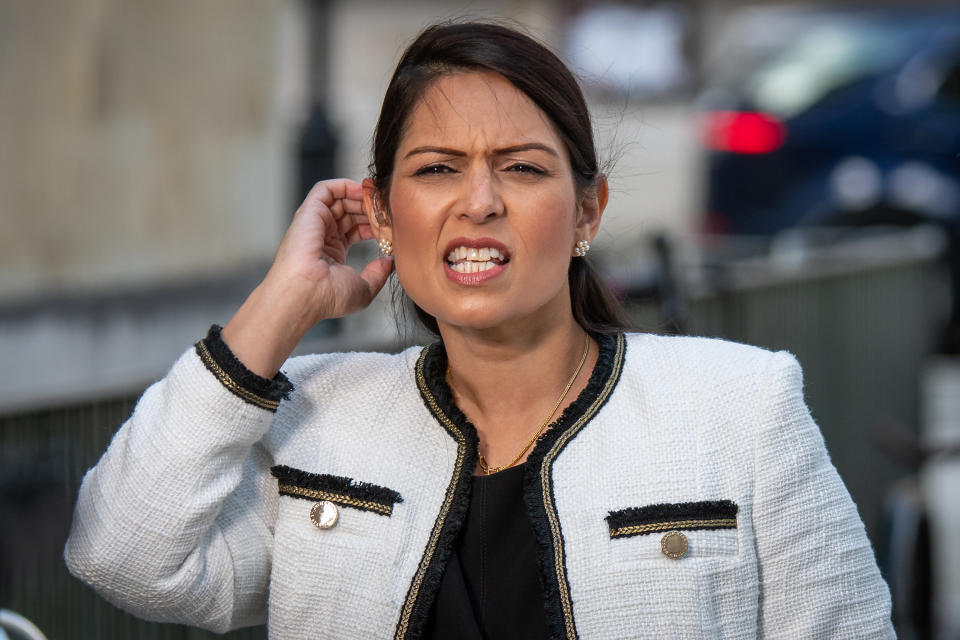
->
[64,331,895,639]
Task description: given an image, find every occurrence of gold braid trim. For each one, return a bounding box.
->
[277,484,394,516]
[542,333,626,640]
[394,346,467,639]
[609,517,738,538]
[195,340,280,412]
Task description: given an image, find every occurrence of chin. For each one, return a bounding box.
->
[411,282,572,335]
[435,311,509,333]
[434,303,562,335]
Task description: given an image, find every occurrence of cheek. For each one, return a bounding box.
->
[387,190,434,248]
[525,197,579,256]
[385,197,438,295]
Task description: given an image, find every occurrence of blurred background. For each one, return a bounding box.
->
[1,1,958,638]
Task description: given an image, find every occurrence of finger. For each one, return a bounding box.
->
[338,211,369,236]
[297,187,360,234]
[341,179,363,201]
[301,179,362,212]
[327,196,365,220]
[358,256,395,299]
[318,178,362,201]
[331,194,365,215]
[344,221,377,245]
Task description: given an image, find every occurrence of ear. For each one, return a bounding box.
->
[362,178,392,242]
[575,176,608,243]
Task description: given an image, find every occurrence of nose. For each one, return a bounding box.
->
[459,165,504,223]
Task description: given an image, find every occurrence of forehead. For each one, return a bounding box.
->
[398,71,563,150]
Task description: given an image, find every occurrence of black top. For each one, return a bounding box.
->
[425,464,550,640]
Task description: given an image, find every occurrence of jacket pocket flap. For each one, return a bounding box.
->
[606,500,737,539]
[270,465,403,517]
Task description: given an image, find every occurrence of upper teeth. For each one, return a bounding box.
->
[446,246,504,263]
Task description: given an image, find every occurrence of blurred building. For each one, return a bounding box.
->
[0,0,706,411]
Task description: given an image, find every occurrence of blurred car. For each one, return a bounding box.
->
[697,5,960,349]
[699,5,960,234]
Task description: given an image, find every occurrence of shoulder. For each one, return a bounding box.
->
[281,345,425,392]
[619,332,803,399]
[624,331,799,376]
[600,334,814,479]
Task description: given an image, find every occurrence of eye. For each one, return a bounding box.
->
[413,164,456,176]
[505,163,546,175]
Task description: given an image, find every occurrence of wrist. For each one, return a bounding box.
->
[257,271,328,335]
[222,278,320,377]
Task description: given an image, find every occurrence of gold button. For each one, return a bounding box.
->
[660,530,688,559]
[310,500,339,529]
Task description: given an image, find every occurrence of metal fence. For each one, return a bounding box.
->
[0,228,946,638]
[667,230,945,545]
[0,395,268,639]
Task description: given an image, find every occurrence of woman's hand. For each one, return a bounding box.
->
[267,179,394,320]
[221,179,394,377]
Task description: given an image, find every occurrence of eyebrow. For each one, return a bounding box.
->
[403,143,560,159]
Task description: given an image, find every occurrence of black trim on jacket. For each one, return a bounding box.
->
[396,343,479,640]
[606,500,738,539]
[194,324,293,412]
[523,333,625,640]
[270,465,404,516]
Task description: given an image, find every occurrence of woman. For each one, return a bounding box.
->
[65,22,894,639]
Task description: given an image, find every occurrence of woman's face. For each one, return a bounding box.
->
[369,71,603,334]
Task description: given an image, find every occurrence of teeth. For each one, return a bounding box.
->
[450,261,497,274]
[446,246,506,263]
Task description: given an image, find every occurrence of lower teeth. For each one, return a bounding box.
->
[450,261,497,274]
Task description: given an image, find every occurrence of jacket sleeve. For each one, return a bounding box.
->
[752,351,895,638]
[63,328,290,632]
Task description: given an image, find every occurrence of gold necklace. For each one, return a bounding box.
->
[446,334,590,475]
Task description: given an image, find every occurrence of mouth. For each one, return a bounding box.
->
[445,245,510,274]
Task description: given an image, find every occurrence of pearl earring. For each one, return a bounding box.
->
[378,238,393,256]
[573,239,590,257]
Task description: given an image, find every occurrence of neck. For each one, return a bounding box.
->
[438,315,596,471]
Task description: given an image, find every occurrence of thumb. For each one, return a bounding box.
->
[359,256,395,299]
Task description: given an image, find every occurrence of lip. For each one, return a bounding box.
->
[442,236,510,286]
[444,260,508,286]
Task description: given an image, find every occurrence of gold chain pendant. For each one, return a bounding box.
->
[470,334,590,474]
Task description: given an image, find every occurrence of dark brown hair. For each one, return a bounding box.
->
[370,21,629,335]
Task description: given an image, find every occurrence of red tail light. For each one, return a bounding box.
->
[703,210,729,235]
[702,111,786,154]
